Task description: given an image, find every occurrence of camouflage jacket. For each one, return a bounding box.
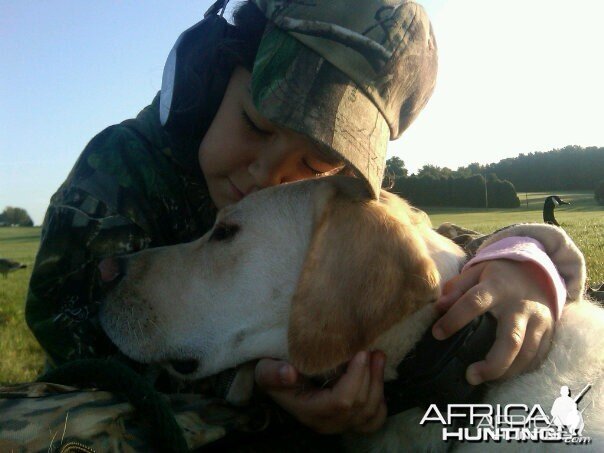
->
[26,94,217,367]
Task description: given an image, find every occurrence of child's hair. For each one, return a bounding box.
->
[223,1,267,69]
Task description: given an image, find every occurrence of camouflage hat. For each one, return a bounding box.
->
[250,0,437,198]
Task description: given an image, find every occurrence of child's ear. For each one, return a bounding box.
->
[288,180,441,375]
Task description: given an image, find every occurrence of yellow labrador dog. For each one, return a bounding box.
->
[100,176,603,452]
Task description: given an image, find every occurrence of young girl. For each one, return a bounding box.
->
[24,0,585,446]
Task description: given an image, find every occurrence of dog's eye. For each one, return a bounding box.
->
[209,223,239,242]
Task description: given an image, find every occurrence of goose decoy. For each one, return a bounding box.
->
[543,195,570,226]
[0,258,27,278]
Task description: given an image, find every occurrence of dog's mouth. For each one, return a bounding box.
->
[168,358,200,375]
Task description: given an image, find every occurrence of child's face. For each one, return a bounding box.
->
[198,66,344,209]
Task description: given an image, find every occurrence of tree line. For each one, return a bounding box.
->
[385,145,604,208]
[389,173,519,208]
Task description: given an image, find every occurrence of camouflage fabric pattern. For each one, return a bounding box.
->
[0,382,346,452]
[26,94,217,367]
[251,0,438,198]
[435,222,490,256]
[0,382,259,452]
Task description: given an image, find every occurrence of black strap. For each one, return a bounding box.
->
[385,313,497,416]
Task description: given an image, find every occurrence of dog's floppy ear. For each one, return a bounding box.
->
[289,177,441,375]
[309,175,373,223]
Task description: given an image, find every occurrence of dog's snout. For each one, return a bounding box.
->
[99,257,126,284]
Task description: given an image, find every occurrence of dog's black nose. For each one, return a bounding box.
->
[99,257,126,285]
[170,359,200,375]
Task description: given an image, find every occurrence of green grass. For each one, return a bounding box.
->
[0,192,602,385]
[0,227,45,385]
[425,191,604,284]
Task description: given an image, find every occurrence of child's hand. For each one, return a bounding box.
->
[432,260,555,385]
[255,351,387,434]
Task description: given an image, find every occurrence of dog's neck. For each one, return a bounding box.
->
[372,240,466,381]
[371,304,438,381]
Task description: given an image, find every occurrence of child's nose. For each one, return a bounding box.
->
[248,145,297,188]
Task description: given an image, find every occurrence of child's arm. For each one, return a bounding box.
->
[26,116,206,366]
[432,224,586,385]
[27,192,150,365]
[27,136,152,366]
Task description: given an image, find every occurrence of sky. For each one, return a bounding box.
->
[1,0,603,225]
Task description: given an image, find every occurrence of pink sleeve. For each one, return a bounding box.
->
[462,236,567,320]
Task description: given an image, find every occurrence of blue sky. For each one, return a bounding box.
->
[2,0,602,225]
[2,1,216,225]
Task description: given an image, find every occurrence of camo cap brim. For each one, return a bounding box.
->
[251,0,437,198]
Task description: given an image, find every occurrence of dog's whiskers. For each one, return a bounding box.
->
[137,319,144,340]
[149,317,169,339]
[127,308,139,343]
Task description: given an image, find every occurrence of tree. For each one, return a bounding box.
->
[455,162,486,177]
[487,177,520,208]
[596,181,604,205]
[385,156,408,178]
[0,206,34,227]
[416,164,453,178]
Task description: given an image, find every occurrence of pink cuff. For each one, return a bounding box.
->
[462,236,567,320]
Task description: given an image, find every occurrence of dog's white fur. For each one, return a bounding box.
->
[100,176,602,452]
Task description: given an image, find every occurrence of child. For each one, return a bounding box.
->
[24,0,585,446]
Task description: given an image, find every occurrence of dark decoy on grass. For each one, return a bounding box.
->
[0,258,27,278]
[543,195,570,226]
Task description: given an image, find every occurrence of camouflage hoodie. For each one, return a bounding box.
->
[26,94,218,367]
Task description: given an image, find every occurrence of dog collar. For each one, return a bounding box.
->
[384,312,497,416]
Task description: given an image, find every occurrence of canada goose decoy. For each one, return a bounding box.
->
[0,258,27,278]
[543,195,570,226]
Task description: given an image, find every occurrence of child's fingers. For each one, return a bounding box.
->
[353,401,387,434]
[349,351,386,433]
[258,352,373,434]
[466,311,529,384]
[436,263,486,311]
[329,351,370,410]
[355,353,385,418]
[255,358,299,390]
[501,318,547,379]
[502,306,554,379]
[432,283,494,340]
[534,320,555,364]
[354,353,372,407]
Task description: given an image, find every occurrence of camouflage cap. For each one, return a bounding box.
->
[250,0,437,197]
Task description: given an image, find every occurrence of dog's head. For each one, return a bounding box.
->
[100,176,464,381]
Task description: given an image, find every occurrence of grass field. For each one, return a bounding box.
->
[426,191,604,284]
[0,227,45,385]
[0,191,602,385]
